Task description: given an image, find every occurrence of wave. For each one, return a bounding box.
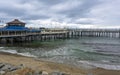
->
[0,50,36,57]
[82,42,120,46]
[73,48,120,58]
[78,60,120,70]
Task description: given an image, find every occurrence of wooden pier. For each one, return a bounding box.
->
[68,29,120,38]
[0,28,120,44]
[0,29,69,44]
[0,19,120,44]
[40,32,69,41]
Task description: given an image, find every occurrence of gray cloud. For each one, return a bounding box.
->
[0,0,120,28]
[40,0,65,5]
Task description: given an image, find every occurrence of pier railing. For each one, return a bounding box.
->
[68,29,120,38]
[0,32,40,37]
[0,30,69,43]
[0,29,120,38]
[0,28,120,44]
[41,31,68,34]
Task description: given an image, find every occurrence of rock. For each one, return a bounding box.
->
[25,72,33,75]
[87,73,94,75]
[9,66,19,71]
[19,64,24,67]
[16,64,24,70]
[0,63,20,72]
[0,63,5,69]
[1,64,14,71]
[34,71,42,75]
[0,71,6,75]
[50,71,70,75]
[42,71,48,75]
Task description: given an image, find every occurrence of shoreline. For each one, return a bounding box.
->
[0,52,120,75]
[1,49,120,71]
[0,52,86,75]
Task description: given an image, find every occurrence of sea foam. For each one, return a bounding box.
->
[0,50,36,57]
[79,60,120,70]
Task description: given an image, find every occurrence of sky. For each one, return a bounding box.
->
[0,0,120,28]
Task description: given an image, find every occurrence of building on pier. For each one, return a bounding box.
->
[0,19,29,35]
[0,19,42,44]
[0,19,41,35]
[0,19,69,44]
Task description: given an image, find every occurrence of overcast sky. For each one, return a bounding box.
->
[0,0,120,28]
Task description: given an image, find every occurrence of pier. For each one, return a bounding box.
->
[0,19,68,44]
[40,30,69,41]
[0,19,120,44]
[68,29,120,38]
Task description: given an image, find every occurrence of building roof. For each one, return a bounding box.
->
[6,19,25,24]
[0,19,41,32]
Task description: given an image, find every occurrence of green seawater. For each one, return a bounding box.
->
[0,37,120,70]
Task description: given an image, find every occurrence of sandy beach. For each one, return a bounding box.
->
[0,52,119,75]
[0,52,86,75]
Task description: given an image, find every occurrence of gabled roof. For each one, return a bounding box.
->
[6,19,25,24]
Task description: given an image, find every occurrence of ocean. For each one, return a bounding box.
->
[0,37,120,70]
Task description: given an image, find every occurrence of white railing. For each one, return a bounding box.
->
[0,32,40,37]
[41,31,68,34]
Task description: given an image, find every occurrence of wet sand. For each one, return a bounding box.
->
[0,52,120,75]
